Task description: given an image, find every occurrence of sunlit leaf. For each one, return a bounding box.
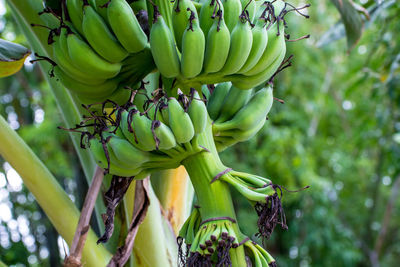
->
[330,0,364,50]
[0,38,30,78]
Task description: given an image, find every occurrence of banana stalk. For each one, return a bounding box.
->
[0,115,111,266]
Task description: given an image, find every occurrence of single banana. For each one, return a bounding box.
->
[150,11,180,78]
[152,120,177,150]
[89,137,141,177]
[131,110,158,151]
[221,0,242,32]
[240,0,256,22]
[207,82,231,120]
[202,11,230,74]
[66,32,122,78]
[213,86,273,131]
[107,134,150,167]
[167,97,195,143]
[216,118,265,142]
[181,8,205,78]
[107,0,149,53]
[215,84,253,122]
[82,3,128,63]
[237,15,268,74]
[53,66,119,98]
[172,0,196,51]
[199,0,223,37]
[231,44,286,89]
[188,89,208,134]
[66,0,84,35]
[220,14,253,75]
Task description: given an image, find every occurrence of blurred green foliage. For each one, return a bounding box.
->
[0,0,399,266]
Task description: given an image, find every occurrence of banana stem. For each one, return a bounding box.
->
[182,122,247,266]
[0,115,111,265]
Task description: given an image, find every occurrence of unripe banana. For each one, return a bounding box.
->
[181,9,205,78]
[66,32,122,78]
[231,44,286,89]
[150,11,180,78]
[82,3,128,63]
[213,86,273,131]
[215,85,252,122]
[240,0,256,22]
[242,0,286,76]
[89,138,141,177]
[188,90,208,134]
[167,97,195,143]
[53,66,119,98]
[107,0,149,53]
[207,82,230,120]
[75,85,131,107]
[66,0,84,35]
[53,30,106,85]
[222,0,242,32]
[107,134,150,167]
[202,12,230,74]
[220,16,253,75]
[230,118,265,141]
[172,0,196,51]
[152,120,177,150]
[93,0,109,21]
[129,109,157,151]
[199,0,223,37]
[237,16,268,74]
[160,104,170,125]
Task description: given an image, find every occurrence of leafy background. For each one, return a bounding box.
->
[1,0,399,266]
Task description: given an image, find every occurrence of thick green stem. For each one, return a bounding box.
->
[182,122,247,266]
[0,115,111,265]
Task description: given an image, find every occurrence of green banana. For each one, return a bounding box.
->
[240,0,256,22]
[221,0,242,32]
[215,118,265,142]
[167,97,195,143]
[172,0,196,51]
[242,0,286,76]
[150,11,180,78]
[75,85,131,106]
[202,11,230,74]
[160,104,170,125]
[89,138,141,177]
[213,86,273,131]
[66,32,122,78]
[53,66,119,98]
[129,109,157,151]
[215,84,252,122]
[82,3,128,63]
[237,16,268,74]
[199,0,223,37]
[152,120,177,150]
[231,44,286,89]
[93,0,109,21]
[188,90,208,134]
[206,82,230,120]
[66,0,84,35]
[53,30,106,85]
[107,0,149,53]
[220,15,253,75]
[107,134,150,167]
[181,8,205,78]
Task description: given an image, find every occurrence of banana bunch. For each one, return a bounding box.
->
[178,207,278,266]
[206,82,274,151]
[49,0,154,105]
[149,0,288,91]
[87,83,211,178]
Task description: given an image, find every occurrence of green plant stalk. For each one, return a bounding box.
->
[0,115,111,265]
[182,121,247,266]
[7,0,106,233]
[125,181,177,266]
